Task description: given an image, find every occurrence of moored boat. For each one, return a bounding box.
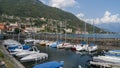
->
[93,55,120,63]
[20,53,48,62]
[15,46,39,57]
[57,43,73,49]
[33,61,64,68]
[108,50,120,54]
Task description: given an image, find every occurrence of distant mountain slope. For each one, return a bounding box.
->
[0,0,102,33]
[96,23,120,33]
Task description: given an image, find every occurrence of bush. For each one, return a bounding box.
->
[0,51,4,58]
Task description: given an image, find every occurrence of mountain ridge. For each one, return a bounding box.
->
[0,0,102,33]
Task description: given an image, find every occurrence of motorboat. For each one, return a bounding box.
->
[7,44,19,52]
[15,46,39,57]
[33,61,64,68]
[11,44,31,51]
[2,39,23,52]
[20,53,48,62]
[105,52,120,57]
[57,43,73,49]
[108,50,120,54]
[93,55,120,63]
[3,39,21,46]
[24,38,41,45]
[10,44,31,55]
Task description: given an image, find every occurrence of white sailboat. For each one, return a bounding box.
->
[85,20,98,52]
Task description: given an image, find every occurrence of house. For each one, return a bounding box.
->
[64,28,72,33]
[0,23,6,33]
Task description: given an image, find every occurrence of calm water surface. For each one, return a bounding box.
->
[22,45,94,68]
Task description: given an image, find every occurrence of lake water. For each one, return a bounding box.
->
[22,45,97,68]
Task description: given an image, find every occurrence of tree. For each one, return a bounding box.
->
[14,28,21,34]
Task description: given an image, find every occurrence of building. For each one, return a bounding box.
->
[0,23,6,33]
[64,28,72,33]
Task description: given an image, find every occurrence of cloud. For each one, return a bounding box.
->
[77,11,120,24]
[101,11,120,23]
[39,0,48,4]
[49,0,77,9]
[39,0,45,3]
[76,13,85,19]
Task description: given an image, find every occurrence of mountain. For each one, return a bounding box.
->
[0,0,102,33]
[96,23,120,33]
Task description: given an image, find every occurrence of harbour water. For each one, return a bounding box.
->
[22,45,94,68]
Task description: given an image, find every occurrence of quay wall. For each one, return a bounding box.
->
[0,41,25,68]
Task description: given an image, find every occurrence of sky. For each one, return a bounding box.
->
[39,0,120,32]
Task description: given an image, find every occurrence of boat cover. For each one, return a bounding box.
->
[33,61,64,68]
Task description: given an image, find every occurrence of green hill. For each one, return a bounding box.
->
[0,0,103,33]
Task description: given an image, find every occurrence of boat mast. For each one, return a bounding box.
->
[93,19,95,44]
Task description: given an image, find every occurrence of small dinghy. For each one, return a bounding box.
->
[33,61,64,68]
[20,53,48,62]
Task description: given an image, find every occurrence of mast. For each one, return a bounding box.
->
[93,19,95,44]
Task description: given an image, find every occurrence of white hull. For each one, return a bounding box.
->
[93,56,120,63]
[108,50,120,54]
[3,39,21,46]
[72,44,88,51]
[16,46,39,57]
[20,53,48,62]
[86,45,98,52]
[57,43,73,49]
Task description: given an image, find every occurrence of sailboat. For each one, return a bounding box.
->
[85,20,98,52]
[57,21,73,49]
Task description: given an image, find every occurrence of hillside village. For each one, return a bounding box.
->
[0,14,89,34]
